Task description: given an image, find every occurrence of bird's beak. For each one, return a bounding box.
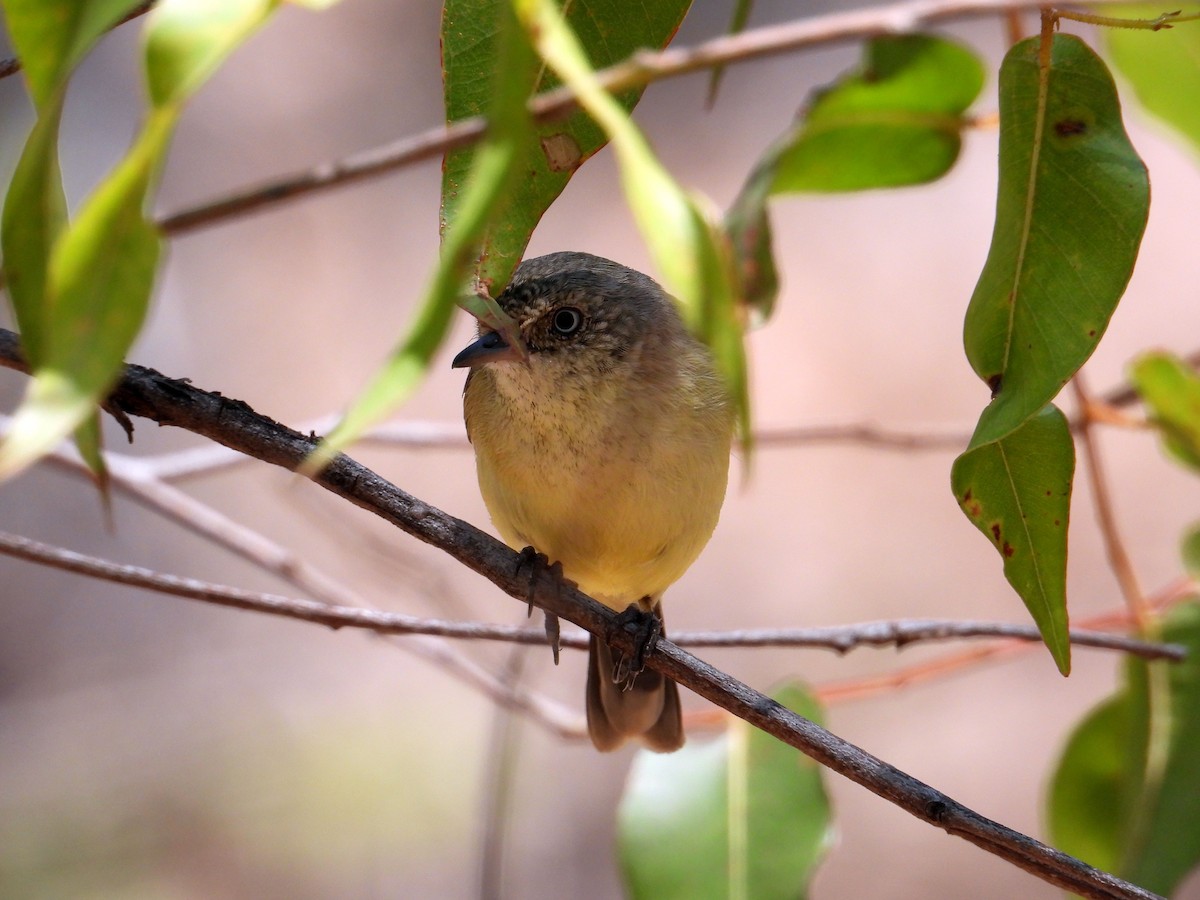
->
[451,330,520,368]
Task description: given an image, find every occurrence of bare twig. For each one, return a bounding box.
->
[1072,375,1152,629]
[0,529,1185,662]
[155,0,1141,236]
[814,580,1195,706]
[0,338,1166,899]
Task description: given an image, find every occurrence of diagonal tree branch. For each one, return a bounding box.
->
[0,328,1165,900]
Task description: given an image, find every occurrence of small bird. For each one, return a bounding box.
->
[452,251,733,752]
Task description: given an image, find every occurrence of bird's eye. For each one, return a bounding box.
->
[550,307,584,337]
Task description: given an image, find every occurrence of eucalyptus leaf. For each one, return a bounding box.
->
[0,0,290,480]
[441,0,689,295]
[770,34,984,193]
[951,405,1074,673]
[1102,3,1200,158]
[513,0,751,448]
[1048,601,1200,896]
[619,684,834,900]
[963,34,1149,446]
[305,3,534,471]
[1130,351,1200,472]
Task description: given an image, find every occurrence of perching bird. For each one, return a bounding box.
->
[452,251,733,752]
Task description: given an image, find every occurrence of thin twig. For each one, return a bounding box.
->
[813,580,1195,706]
[1072,375,1152,629]
[154,0,1142,236]
[0,345,1167,899]
[0,530,1185,661]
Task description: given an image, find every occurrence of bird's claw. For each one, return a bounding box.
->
[609,603,661,691]
[515,546,566,665]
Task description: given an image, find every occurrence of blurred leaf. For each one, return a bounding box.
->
[1130,351,1200,471]
[1101,3,1200,157]
[1,0,145,108]
[705,0,753,107]
[144,0,279,106]
[441,0,689,295]
[619,684,834,900]
[305,3,533,471]
[768,34,983,193]
[513,0,751,448]
[1047,694,1130,876]
[0,0,289,480]
[724,147,780,321]
[951,405,1074,673]
[1182,525,1200,580]
[963,34,1149,446]
[2,110,68,368]
[1048,601,1200,896]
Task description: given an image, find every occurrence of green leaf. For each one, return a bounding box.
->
[513,0,752,448]
[1130,351,1200,471]
[768,35,983,193]
[304,3,534,471]
[144,0,279,107]
[619,684,834,900]
[1047,694,1131,876]
[441,0,689,294]
[0,0,289,480]
[1182,525,1200,580]
[1048,601,1200,896]
[2,0,145,109]
[963,34,1149,446]
[1101,4,1200,157]
[2,110,68,368]
[951,405,1074,673]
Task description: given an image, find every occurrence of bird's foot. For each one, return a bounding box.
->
[515,546,566,665]
[609,603,661,691]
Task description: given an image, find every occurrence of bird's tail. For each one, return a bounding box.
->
[585,607,683,752]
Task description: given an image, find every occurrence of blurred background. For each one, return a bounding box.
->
[2,1,1198,897]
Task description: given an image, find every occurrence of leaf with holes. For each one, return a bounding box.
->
[951,405,1074,672]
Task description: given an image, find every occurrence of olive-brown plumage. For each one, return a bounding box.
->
[453,252,733,751]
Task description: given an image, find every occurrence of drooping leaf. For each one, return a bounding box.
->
[952,33,1149,665]
[619,684,834,900]
[441,0,689,295]
[1130,351,1200,471]
[963,34,1149,446]
[768,34,984,193]
[0,0,290,481]
[951,405,1074,673]
[1102,4,1200,157]
[724,33,982,320]
[513,0,751,449]
[1048,601,1200,896]
[304,2,534,471]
